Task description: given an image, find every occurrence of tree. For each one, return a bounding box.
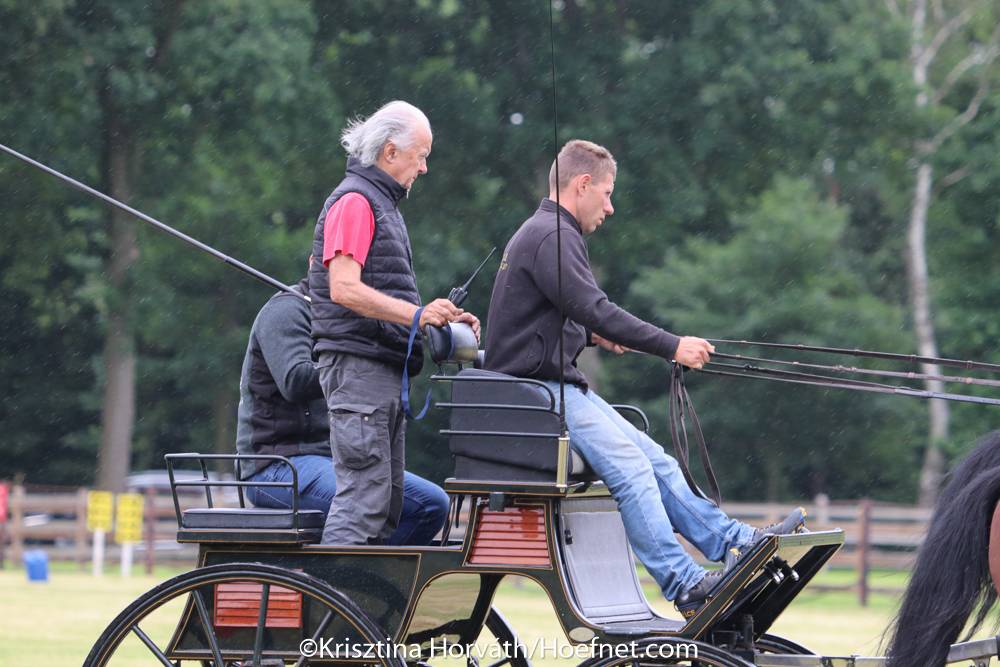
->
[631,177,915,500]
[0,0,323,487]
[887,0,1000,505]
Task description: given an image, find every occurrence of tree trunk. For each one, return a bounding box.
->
[907,161,949,506]
[95,90,139,492]
[907,0,950,507]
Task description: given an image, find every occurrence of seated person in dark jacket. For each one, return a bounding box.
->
[484,139,804,614]
[235,273,449,545]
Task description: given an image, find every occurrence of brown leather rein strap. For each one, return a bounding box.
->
[712,351,1000,388]
[707,338,1000,373]
[668,363,722,506]
[701,361,1000,407]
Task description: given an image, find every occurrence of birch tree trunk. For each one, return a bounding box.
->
[900,0,999,505]
[906,161,949,506]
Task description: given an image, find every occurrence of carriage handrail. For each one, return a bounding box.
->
[429,373,557,411]
[164,453,305,531]
[440,429,561,439]
[435,402,557,414]
[609,404,651,432]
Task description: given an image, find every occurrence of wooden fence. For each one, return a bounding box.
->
[708,496,929,604]
[0,483,236,570]
[0,484,927,604]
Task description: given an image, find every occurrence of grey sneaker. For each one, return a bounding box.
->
[723,507,808,571]
[674,569,725,618]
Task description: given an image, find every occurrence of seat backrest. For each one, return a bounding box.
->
[444,369,563,473]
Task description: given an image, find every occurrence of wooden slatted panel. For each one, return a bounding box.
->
[468,506,550,566]
[214,582,302,628]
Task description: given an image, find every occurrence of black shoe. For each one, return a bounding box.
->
[674,569,725,618]
[723,507,808,571]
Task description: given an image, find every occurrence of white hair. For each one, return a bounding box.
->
[340,100,431,167]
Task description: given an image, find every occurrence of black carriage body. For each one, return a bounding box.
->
[147,368,846,664]
[164,488,842,663]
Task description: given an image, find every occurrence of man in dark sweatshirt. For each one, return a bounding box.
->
[485,139,803,615]
[235,275,449,546]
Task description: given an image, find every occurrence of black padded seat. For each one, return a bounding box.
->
[452,450,593,482]
[182,507,325,530]
[177,507,324,543]
[444,368,598,483]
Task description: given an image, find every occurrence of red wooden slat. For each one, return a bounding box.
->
[469,506,550,567]
[214,582,302,628]
[468,555,551,565]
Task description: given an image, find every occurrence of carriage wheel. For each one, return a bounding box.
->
[754,633,813,655]
[477,607,531,667]
[84,563,406,667]
[575,636,754,667]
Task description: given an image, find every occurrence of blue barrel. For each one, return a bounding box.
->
[23,549,49,582]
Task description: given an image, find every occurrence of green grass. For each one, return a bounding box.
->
[0,563,913,666]
[494,569,904,667]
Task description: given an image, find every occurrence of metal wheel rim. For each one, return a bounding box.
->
[84,562,405,667]
[575,636,755,667]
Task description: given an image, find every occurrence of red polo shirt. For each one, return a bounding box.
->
[322,192,376,267]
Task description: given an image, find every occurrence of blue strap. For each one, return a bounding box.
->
[402,307,432,420]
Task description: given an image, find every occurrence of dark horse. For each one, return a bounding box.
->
[885,429,1000,666]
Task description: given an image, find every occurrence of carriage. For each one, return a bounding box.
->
[82,347,1000,666]
[3,141,996,666]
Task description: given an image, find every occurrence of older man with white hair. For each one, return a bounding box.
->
[308,100,478,545]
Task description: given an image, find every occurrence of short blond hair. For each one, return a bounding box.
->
[548,139,617,192]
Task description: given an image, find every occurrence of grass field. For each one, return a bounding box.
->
[0,561,914,666]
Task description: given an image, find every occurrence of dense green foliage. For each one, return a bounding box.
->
[0,0,996,501]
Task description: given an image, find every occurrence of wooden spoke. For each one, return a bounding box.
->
[252,583,271,667]
[192,588,225,667]
[129,624,174,667]
[293,608,337,667]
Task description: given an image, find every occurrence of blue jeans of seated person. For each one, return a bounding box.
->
[246,455,449,546]
[543,382,756,601]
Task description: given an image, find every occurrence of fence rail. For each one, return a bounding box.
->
[0,484,926,604]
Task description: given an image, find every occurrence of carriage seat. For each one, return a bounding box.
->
[442,368,599,483]
[177,506,324,543]
[165,453,327,544]
[182,507,325,530]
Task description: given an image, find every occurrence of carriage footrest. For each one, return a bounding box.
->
[176,508,325,544]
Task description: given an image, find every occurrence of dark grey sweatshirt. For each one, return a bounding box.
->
[235,280,330,478]
[484,198,679,390]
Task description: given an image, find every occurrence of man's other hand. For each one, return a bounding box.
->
[592,333,629,355]
[455,312,481,341]
[673,336,715,369]
[419,298,464,328]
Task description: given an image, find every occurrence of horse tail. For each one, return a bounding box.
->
[884,430,1000,667]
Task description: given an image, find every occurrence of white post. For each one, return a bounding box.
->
[92,528,105,577]
[120,542,133,577]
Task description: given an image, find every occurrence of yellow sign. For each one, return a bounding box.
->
[86,491,114,532]
[114,493,144,544]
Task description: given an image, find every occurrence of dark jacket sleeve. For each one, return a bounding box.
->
[532,229,680,361]
[255,296,325,403]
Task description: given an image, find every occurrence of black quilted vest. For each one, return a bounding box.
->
[309,158,423,374]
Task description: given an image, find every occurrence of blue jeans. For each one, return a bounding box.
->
[246,455,449,546]
[545,382,755,600]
